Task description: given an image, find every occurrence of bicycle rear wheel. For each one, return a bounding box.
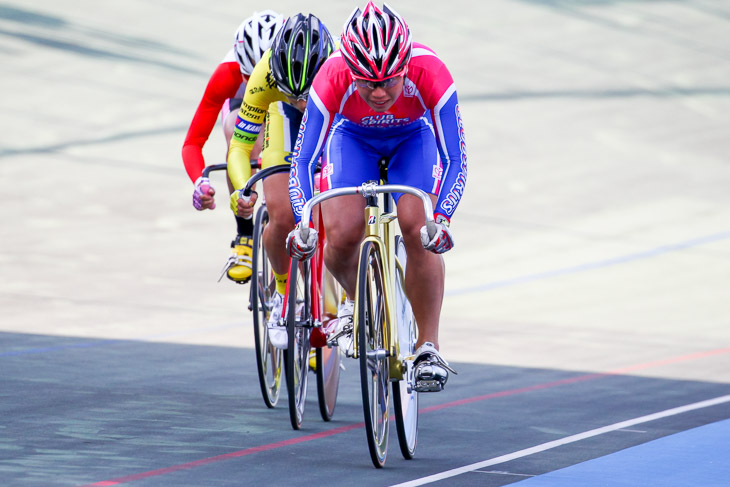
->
[391,235,418,458]
[357,241,390,468]
[250,205,282,408]
[285,258,312,430]
[316,268,342,421]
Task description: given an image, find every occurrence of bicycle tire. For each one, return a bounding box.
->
[316,269,342,421]
[391,235,418,459]
[250,205,282,408]
[285,258,312,430]
[357,241,390,468]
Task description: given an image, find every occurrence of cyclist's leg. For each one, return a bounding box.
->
[261,102,300,282]
[262,173,294,276]
[320,195,364,298]
[319,122,380,298]
[387,119,445,350]
[388,120,454,391]
[393,193,444,350]
[256,103,301,348]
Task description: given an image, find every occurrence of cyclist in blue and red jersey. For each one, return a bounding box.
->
[182,11,284,283]
[286,2,466,392]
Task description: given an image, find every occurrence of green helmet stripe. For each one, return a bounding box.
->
[287,36,294,92]
[300,36,310,92]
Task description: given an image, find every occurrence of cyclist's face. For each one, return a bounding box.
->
[287,96,308,112]
[355,76,404,113]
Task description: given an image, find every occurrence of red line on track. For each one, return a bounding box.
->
[422,347,730,414]
[78,346,730,487]
[80,422,365,486]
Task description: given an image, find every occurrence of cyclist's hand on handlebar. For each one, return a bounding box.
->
[286,226,318,260]
[193,177,216,211]
[420,220,454,254]
[229,190,258,218]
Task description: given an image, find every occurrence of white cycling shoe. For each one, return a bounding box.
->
[328,299,354,356]
[413,342,457,392]
[266,292,288,350]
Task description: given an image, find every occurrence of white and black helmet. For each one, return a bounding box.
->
[234,10,285,75]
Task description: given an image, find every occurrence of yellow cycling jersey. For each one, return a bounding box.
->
[227,49,290,190]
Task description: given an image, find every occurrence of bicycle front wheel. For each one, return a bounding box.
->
[285,258,312,430]
[250,205,282,408]
[392,235,418,459]
[357,241,390,468]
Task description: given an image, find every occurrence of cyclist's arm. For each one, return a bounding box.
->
[227,50,284,190]
[431,87,467,221]
[182,61,243,183]
[227,99,266,189]
[289,88,334,223]
[409,46,467,221]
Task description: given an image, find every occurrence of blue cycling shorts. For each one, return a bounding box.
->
[319,114,443,203]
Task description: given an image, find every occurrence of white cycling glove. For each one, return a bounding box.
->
[420,217,454,254]
[286,226,318,260]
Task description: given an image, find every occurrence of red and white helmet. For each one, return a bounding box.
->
[340,2,412,81]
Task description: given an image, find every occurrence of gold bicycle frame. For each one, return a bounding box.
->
[297,182,436,383]
[352,198,406,380]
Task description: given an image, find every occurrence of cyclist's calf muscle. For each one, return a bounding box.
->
[396,193,445,350]
[262,173,295,276]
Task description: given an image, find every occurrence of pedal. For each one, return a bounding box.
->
[217,259,233,282]
[217,257,251,284]
[411,353,455,392]
[325,324,352,348]
[413,379,444,393]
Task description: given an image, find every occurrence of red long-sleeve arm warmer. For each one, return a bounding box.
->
[182,61,243,183]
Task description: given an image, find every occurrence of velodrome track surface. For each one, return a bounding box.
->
[2,1,729,486]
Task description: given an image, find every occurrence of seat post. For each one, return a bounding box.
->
[378,157,393,213]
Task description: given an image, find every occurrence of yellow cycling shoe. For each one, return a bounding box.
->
[218,236,253,284]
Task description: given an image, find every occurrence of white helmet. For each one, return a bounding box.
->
[234,10,285,75]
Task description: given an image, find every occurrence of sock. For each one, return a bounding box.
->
[274,272,288,295]
[236,216,253,237]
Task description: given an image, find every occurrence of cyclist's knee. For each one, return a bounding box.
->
[400,223,424,252]
[322,196,365,251]
[396,194,434,239]
[268,205,295,232]
[327,225,363,253]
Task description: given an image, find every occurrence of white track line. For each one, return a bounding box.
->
[390,394,730,487]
